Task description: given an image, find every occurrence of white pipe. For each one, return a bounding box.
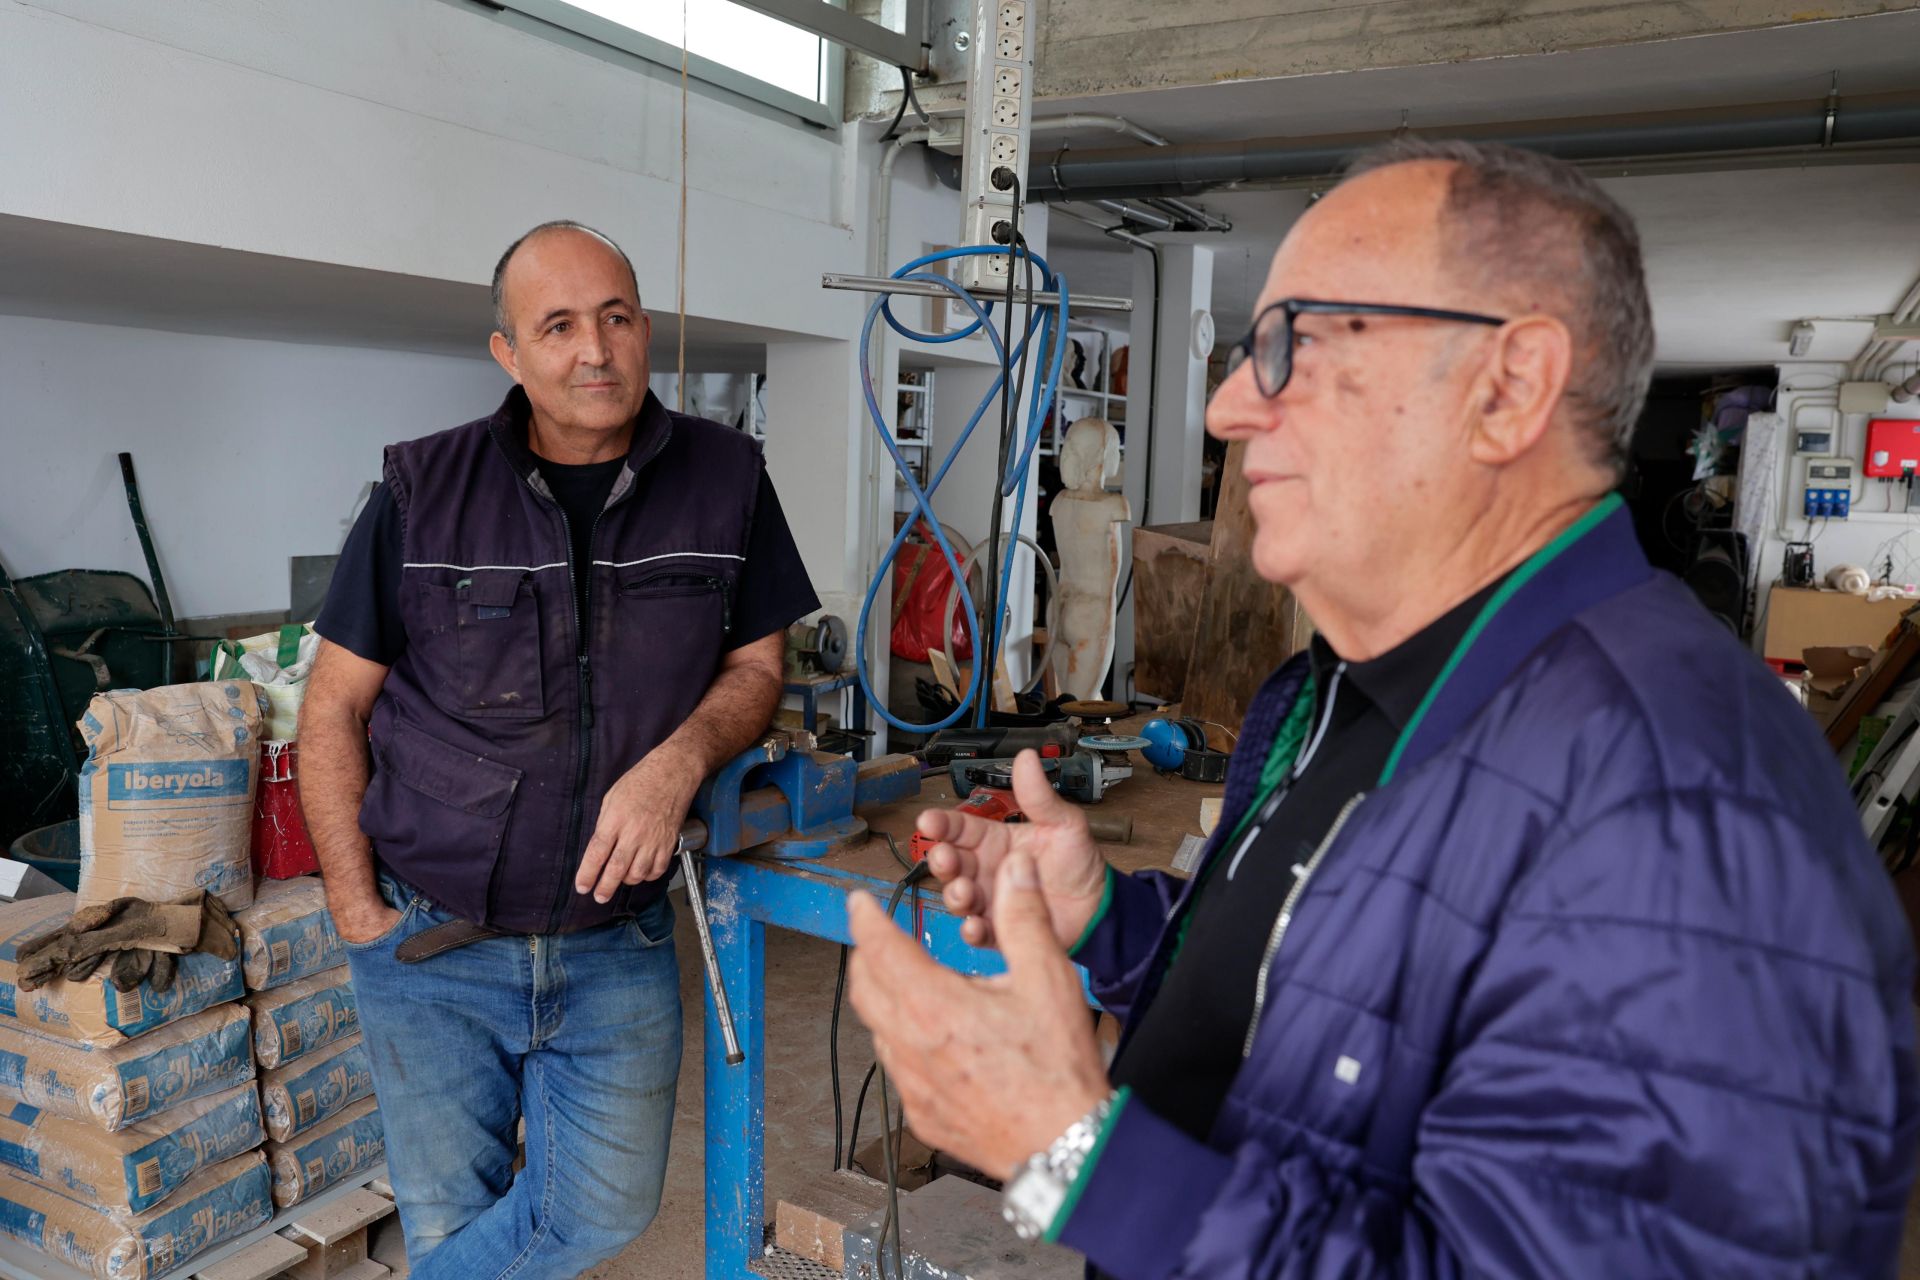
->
[1851,272,1920,380]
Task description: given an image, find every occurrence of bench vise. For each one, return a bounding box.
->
[679,733,921,860]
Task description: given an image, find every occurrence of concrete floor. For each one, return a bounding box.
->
[586,894,874,1280]
[575,892,1920,1280]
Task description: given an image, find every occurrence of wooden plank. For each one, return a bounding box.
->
[192,1234,308,1280]
[1179,441,1312,733]
[1129,522,1212,701]
[283,1189,395,1246]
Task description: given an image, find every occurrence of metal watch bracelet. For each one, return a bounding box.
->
[1002,1090,1119,1242]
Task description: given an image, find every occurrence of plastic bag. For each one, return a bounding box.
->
[207,624,316,741]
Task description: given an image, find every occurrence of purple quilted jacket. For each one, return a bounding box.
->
[1060,497,1918,1278]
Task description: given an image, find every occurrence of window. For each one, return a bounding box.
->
[494,0,842,126]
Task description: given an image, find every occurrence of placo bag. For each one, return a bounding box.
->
[260,1034,373,1142]
[77,682,265,912]
[0,1006,254,1131]
[247,969,357,1070]
[0,1085,264,1214]
[0,894,244,1046]
[0,1152,270,1280]
[234,879,344,992]
[267,1098,383,1208]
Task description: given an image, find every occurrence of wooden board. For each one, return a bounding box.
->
[1129,521,1212,701]
[1179,442,1313,732]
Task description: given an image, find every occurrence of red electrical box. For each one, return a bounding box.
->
[1865,418,1920,478]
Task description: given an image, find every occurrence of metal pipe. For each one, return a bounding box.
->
[823,271,1133,314]
[1893,371,1920,404]
[1092,199,1175,232]
[1143,197,1232,231]
[1029,91,1920,201]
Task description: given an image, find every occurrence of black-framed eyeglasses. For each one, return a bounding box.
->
[1223,299,1508,399]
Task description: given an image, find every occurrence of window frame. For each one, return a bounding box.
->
[490,0,844,129]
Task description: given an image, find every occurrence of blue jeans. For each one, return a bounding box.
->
[345,873,681,1279]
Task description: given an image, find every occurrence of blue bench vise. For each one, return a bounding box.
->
[679,733,921,860]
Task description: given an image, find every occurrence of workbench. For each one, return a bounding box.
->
[702,745,1221,1280]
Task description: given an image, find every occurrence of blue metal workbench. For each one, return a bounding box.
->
[698,755,1212,1280]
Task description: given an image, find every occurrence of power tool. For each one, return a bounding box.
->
[949,747,1131,804]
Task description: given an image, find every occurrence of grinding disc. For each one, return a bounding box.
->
[1080,734,1152,752]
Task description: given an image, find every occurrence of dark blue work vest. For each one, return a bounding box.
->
[359,387,762,933]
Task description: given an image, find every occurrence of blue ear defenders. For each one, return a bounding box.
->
[1141,718,1230,781]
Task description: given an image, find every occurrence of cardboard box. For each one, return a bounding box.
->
[0,894,245,1046]
[76,682,263,913]
[235,879,344,993]
[267,1098,384,1209]
[0,1005,254,1131]
[1802,645,1878,726]
[0,1151,270,1280]
[248,969,358,1070]
[1762,587,1913,663]
[0,1085,264,1213]
[261,1034,373,1143]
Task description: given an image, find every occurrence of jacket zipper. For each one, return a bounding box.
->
[548,502,605,934]
[1242,790,1368,1058]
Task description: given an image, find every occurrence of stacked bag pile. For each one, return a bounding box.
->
[0,672,387,1278]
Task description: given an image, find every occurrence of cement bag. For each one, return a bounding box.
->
[0,1152,270,1280]
[0,1085,264,1214]
[247,969,358,1070]
[0,894,244,1046]
[207,624,316,742]
[267,1097,383,1208]
[77,681,265,912]
[0,1005,253,1131]
[261,1033,372,1142]
[234,878,344,992]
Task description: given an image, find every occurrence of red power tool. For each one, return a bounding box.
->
[909,788,1023,861]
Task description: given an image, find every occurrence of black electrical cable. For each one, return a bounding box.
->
[977,174,1026,718]
[830,944,849,1170]
[846,1060,879,1174]
[880,65,914,142]
[871,863,931,1277]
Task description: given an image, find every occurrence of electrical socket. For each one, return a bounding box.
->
[994,67,1021,96]
[997,30,1022,59]
[998,2,1024,28]
[993,97,1019,127]
[989,133,1019,166]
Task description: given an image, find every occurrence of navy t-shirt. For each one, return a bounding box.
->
[317,464,818,668]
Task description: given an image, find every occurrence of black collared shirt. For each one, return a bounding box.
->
[1110,576,1504,1143]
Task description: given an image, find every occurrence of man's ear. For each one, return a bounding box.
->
[1466,315,1573,466]
[488,330,521,383]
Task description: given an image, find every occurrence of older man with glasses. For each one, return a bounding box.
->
[845,140,1919,1277]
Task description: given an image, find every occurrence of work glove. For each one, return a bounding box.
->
[14,892,240,992]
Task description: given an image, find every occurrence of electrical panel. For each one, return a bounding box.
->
[1794,428,1833,455]
[1803,458,1853,519]
[954,0,1035,291]
[1865,417,1920,478]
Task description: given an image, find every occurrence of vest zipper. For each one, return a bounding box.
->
[548,503,605,933]
[1241,791,1367,1058]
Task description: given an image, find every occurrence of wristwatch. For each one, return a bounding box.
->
[1001,1090,1120,1242]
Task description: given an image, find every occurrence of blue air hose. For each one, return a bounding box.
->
[854,246,1070,735]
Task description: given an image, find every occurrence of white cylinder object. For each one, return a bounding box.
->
[1827,564,1872,595]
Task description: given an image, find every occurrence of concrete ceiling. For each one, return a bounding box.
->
[1039,10,1920,371]
[0,214,778,370]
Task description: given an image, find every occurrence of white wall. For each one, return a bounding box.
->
[0,0,864,342]
[0,315,507,616]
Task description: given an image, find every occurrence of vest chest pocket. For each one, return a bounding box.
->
[616,569,734,638]
[452,570,546,718]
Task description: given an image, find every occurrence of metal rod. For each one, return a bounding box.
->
[678,836,745,1066]
[822,272,1133,314]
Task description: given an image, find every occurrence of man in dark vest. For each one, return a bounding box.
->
[301,220,818,1278]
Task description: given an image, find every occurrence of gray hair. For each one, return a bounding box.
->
[491,220,640,346]
[1345,139,1654,477]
